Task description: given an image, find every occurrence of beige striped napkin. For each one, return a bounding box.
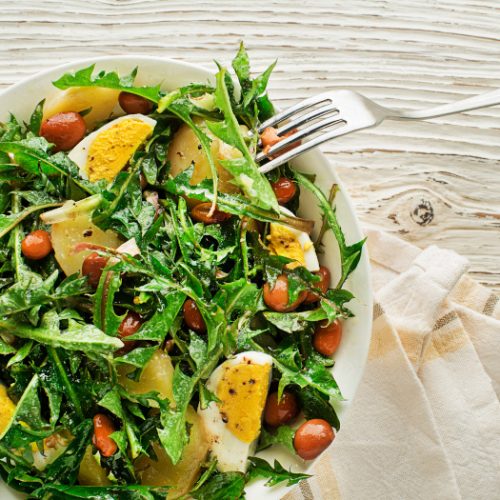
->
[284,230,500,500]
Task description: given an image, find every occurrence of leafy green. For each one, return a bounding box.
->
[165,98,220,208]
[215,278,262,319]
[272,342,343,400]
[191,471,246,500]
[188,460,218,493]
[125,292,185,342]
[264,309,326,333]
[207,67,278,212]
[0,375,51,448]
[94,268,125,335]
[114,346,157,370]
[0,200,62,239]
[231,42,277,125]
[295,172,365,288]
[0,310,123,354]
[243,62,276,109]
[29,99,45,135]
[0,272,89,317]
[247,457,310,487]
[0,114,23,142]
[257,425,296,454]
[33,484,170,499]
[297,386,340,431]
[163,167,313,233]
[188,332,208,370]
[157,366,195,465]
[6,340,33,368]
[263,293,350,332]
[156,309,224,463]
[92,169,156,244]
[43,419,93,484]
[47,347,83,421]
[99,388,143,460]
[232,44,250,87]
[52,65,162,102]
[0,338,16,355]
[157,83,216,113]
[0,139,97,197]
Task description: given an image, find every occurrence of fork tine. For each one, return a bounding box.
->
[277,102,338,135]
[255,115,345,163]
[258,92,333,133]
[258,123,353,174]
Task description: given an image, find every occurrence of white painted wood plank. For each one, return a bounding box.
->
[0,0,499,290]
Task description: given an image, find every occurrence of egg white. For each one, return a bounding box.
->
[198,351,273,473]
[68,114,156,180]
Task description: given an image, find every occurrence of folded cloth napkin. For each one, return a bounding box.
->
[284,230,500,500]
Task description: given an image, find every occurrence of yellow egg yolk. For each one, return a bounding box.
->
[0,384,15,435]
[267,224,305,269]
[86,118,154,182]
[216,363,271,443]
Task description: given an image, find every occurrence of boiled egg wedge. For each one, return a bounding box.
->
[69,114,156,182]
[198,351,273,472]
[267,207,320,272]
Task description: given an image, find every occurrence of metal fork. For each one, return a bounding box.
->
[256,88,500,173]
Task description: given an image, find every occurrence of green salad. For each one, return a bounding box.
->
[0,44,364,499]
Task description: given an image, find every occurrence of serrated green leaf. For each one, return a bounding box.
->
[126,292,185,342]
[247,457,310,487]
[297,386,340,431]
[164,166,312,233]
[0,375,51,448]
[114,346,157,370]
[242,60,276,109]
[191,471,245,500]
[28,100,45,135]
[0,310,123,354]
[257,425,296,454]
[33,484,170,499]
[0,338,16,355]
[157,366,194,465]
[206,67,278,212]
[94,269,125,336]
[6,340,33,368]
[295,172,365,288]
[42,419,93,484]
[273,342,343,401]
[232,42,251,88]
[52,65,162,103]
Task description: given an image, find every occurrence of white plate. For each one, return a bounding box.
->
[0,56,373,499]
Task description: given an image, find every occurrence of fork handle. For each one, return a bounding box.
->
[387,88,500,120]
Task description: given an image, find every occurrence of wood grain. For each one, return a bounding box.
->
[0,0,499,290]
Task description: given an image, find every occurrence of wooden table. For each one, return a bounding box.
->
[1,0,499,291]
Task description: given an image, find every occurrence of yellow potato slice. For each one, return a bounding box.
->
[43,87,120,130]
[78,445,111,486]
[33,432,71,471]
[135,406,209,498]
[51,213,122,277]
[118,350,174,401]
[0,384,15,435]
[167,121,241,196]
